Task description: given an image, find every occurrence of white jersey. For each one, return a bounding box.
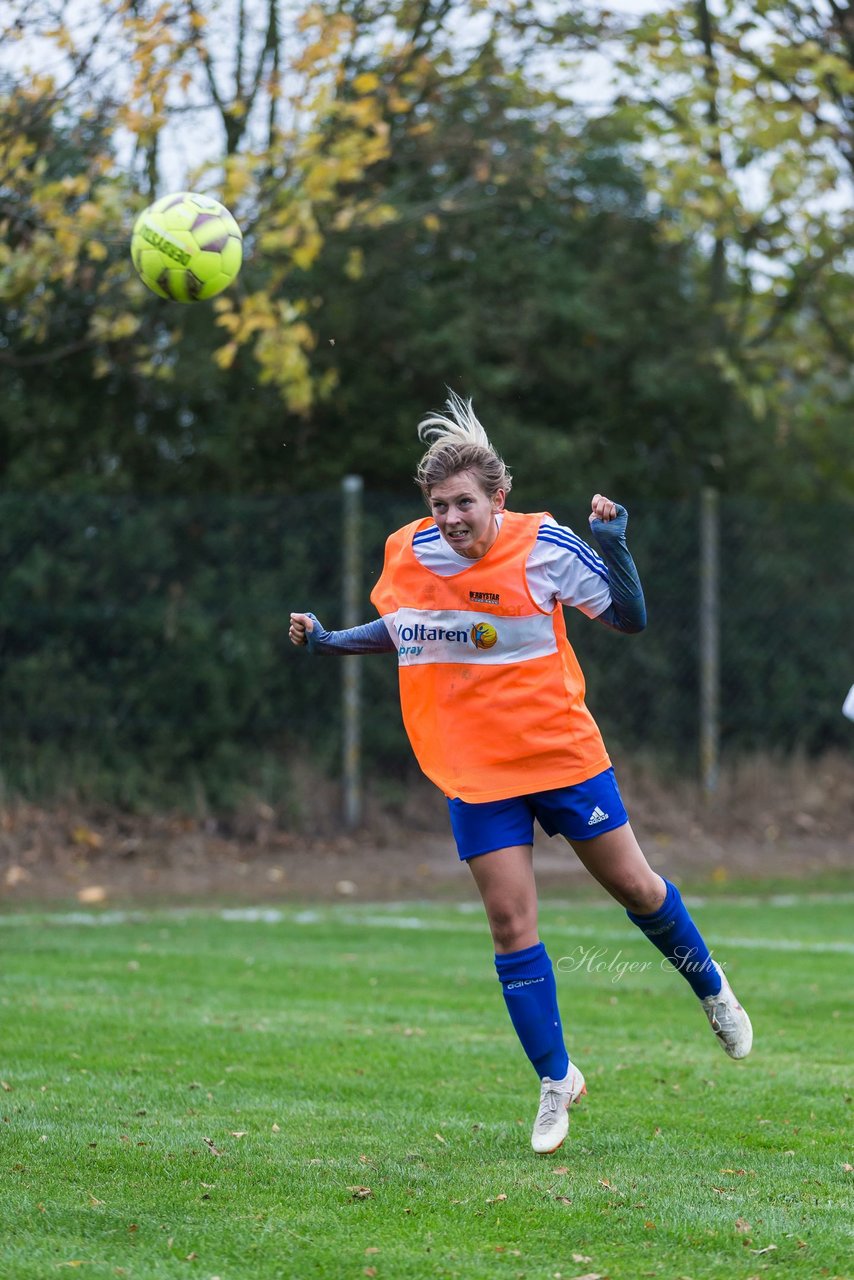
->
[411,513,612,618]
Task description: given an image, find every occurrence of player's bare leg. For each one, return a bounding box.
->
[567,821,665,913]
[466,843,539,953]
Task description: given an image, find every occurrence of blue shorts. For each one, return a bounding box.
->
[447,767,629,860]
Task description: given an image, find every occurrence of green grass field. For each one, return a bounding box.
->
[1,894,852,1280]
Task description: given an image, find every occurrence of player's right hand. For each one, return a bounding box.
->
[289,612,315,646]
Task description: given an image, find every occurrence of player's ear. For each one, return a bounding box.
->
[492,488,506,513]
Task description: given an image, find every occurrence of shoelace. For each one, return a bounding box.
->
[535,1083,564,1130]
[708,991,739,1035]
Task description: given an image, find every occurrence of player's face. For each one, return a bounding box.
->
[429,470,505,559]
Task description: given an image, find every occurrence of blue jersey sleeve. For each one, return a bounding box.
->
[587,507,647,634]
[304,613,396,655]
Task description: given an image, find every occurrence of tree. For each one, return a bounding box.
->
[596,0,854,494]
[297,56,731,498]
[0,0,410,418]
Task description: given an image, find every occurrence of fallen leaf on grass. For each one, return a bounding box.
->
[735,1217,751,1233]
[434,1132,447,1145]
[750,1244,777,1254]
[348,1185,373,1199]
[364,1269,377,1278]
[202,1138,222,1157]
[571,1255,591,1263]
[364,1247,380,1255]
[1,1081,12,1091]
[556,1196,573,1205]
[229,1131,247,1139]
[486,1193,507,1204]
[72,827,103,850]
[77,885,107,904]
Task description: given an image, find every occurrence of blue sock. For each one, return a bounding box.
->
[494,942,569,1080]
[627,879,722,999]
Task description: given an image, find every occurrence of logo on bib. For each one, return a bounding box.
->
[470,621,498,650]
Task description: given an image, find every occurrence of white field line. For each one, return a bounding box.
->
[0,903,852,954]
[331,915,854,955]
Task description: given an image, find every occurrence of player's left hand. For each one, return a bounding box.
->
[589,493,618,525]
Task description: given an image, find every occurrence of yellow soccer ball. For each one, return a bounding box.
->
[130,192,243,303]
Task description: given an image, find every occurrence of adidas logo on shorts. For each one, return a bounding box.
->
[587,806,609,826]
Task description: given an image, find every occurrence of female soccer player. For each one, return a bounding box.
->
[289,394,752,1155]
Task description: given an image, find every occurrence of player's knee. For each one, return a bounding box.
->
[487,901,536,951]
[615,875,665,915]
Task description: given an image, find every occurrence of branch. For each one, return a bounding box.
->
[715,31,853,176]
[235,0,246,98]
[746,240,851,349]
[267,0,281,148]
[238,0,281,149]
[0,337,95,367]
[814,303,854,361]
[827,0,854,66]
[184,0,226,116]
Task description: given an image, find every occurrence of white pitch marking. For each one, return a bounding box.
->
[1,903,852,954]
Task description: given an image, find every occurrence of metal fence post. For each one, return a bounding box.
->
[341,475,363,829]
[699,486,720,800]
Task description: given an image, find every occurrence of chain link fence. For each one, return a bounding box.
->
[0,489,851,813]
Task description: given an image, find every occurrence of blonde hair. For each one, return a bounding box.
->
[415,392,512,501]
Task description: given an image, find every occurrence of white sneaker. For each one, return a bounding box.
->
[702,961,753,1059]
[531,1063,586,1155]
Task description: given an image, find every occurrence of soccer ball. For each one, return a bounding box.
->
[130,192,243,303]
